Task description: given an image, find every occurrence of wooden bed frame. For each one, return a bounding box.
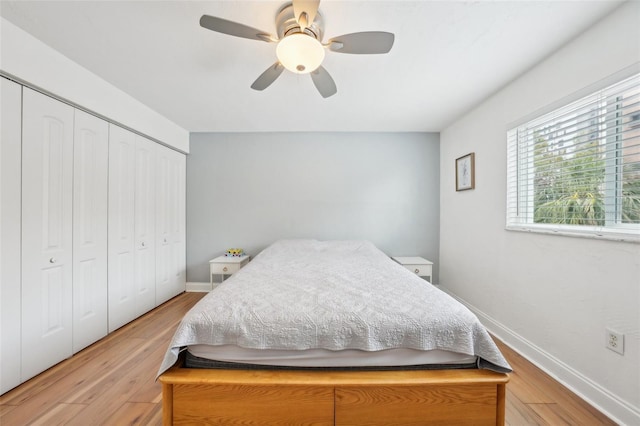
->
[159,356,509,425]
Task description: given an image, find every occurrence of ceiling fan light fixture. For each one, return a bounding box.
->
[276,33,325,74]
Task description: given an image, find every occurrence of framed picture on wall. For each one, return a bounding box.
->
[456,153,475,191]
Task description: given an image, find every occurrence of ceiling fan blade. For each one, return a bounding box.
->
[292,0,320,31]
[310,66,337,98]
[251,62,285,91]
[328,32,395,54]
[200,15,275,42]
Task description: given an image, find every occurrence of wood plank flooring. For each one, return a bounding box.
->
[0,292,616,425]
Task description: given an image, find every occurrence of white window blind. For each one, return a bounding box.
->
[506,72,640,242]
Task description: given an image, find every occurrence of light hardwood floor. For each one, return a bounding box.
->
[0,292,616,425]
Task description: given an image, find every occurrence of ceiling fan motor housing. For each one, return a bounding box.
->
[276,3,324,41]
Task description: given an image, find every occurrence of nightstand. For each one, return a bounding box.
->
[209,255,250,285]
[391,256,433,282]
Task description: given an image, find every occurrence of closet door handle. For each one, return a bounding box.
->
[49,257,56,264]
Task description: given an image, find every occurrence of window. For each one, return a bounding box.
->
[507,72,640,242]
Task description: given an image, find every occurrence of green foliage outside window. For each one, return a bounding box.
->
[532,130,640,226]
[623,163,640,223]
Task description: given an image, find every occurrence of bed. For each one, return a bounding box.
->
[158,239,511,425]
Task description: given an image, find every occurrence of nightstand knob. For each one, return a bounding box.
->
[49,257,56,264]
[223,266,228,272]
[414,268,420,274]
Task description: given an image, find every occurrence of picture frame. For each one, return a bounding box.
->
[456,152,475,191]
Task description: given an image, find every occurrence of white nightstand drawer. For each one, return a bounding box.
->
[391,256,434,281]
[403,264,432,277]
[210,262,242,275]
[209,255,251,286]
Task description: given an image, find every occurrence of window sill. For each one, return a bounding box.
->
[505,224,640,244]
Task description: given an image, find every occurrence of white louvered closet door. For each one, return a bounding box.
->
[108,124,137,332]
[21,88,74,381]
[72,110,109,353]
[1,78,23,394]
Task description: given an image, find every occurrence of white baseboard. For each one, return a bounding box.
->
[186,281,211,292]
[441,287,639,426]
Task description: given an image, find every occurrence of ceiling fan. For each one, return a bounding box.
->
[199,0,394,98]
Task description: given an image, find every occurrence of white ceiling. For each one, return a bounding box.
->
[0,0,624,133]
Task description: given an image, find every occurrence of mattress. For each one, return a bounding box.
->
[184,350,478,371]
[158,239,512,377]
[187,344,477,367]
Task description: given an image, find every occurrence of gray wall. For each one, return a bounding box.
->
[187,132,440,283]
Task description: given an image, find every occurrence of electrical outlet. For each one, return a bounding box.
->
[605,328,624,355]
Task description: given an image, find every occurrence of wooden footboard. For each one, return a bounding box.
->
[159,363,509,425]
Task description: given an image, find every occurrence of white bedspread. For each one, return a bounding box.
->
[158,240,511,376]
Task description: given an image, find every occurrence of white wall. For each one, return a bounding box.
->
[0,17,189,152]
[440,2,639,424]
[187,132,440,283]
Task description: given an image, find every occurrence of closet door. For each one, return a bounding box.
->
[155,145,172,304]
[21,88,74,381]
[72,110,108,353]
[133,135,156,316]
[108,124,136,332]
[170,150,186,297]
[156,146,186,305]
[1,78,22,394]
